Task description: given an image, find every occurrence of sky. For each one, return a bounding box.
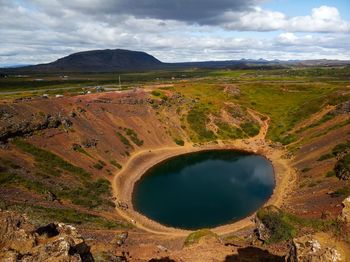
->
[0,0,350,66]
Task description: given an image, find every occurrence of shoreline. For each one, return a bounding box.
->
[112,139,297,237]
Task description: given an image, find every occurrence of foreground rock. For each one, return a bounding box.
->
[0,210,93,261]
[288,233,344,262]
[340,196,350,223]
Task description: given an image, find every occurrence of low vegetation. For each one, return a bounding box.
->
[110,160,122,169]
[174,138,185,146]
[184,229,218,246]
[116,131,133,149]
[123,128,144,146]
[257,206,348,243]
[10,139,114,209]
[187,107,216,141]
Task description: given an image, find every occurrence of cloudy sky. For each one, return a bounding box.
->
[1,0,350,66]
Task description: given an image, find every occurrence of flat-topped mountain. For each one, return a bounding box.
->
[16,49,164,72]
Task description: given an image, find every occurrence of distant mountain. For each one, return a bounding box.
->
[2,48,350,73]
[9,49,163,72]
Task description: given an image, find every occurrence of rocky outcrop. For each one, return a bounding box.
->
[333,101,350,115]
[340,196,350,223]
[288,234,342,262]
[0,210,93,262]
[0,112,73,142]
[334,154,350,180]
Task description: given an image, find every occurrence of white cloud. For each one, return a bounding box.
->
[221,7,287,31]
[287,6,350,33]
[220,5,350,33]
[0,1,350,66]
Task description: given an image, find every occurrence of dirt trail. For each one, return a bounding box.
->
[112,109,297,237]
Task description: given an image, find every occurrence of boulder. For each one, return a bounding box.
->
[340,196,350,223]
[288,234,342,262]
[0,210,94,262]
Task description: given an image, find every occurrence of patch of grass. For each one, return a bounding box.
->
[93,160,106,170]
[240,122,260,137]
[312,119,350,138]
[257,206,296,243]
[332,141,350,156]
[318,153,334,161]
[216,120,245,139]
[301,167,311,173]
[187,107,216,141]
[4,202,131,229]
[116,131,133,149]
[335,153,350,180]
[257,205,346,243]
[151,90,161,96]
[298,112,336,133]
[110,160,122,169]
[331,186,350,197]
[326,170,336,177]
[277,133,298,145]
[174,138,185,146]
[57,178,114,209]
[124,128,144,146]
[0,172,46,194]
[11,139,115,210]
[238,82,334,142]
[73,144,92,157]
[12,139,91,180]
[184,229,217,246]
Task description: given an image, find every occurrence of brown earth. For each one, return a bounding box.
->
[0,87,349,261]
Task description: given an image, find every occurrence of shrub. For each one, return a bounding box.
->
[174,139,185,146]
[301,167,311,173]
[116,131,132,148]
[257,206,296,243]
[13,139,91,179]
[278,134,298,145]
[330,186,350,197]
[187,107,216,141]
[151,90,161,96]
[110,160,122,169]
[318,153,333,161]
[240,122,260,137]
[124,128,143,146]
[326,170,336,177]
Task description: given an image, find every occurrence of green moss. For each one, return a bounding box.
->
[331,186,350,197]
[151,90,161,96]
[124,128,144,146]
[73,145,91,157]
[0,172,46,194]
[257,207,296,243]
[335,153,350,180]
[187,107,216,141]
[326,170,336,177]
[13,139,91,180]
[116,131,133,148]
[240,122,260,137]
[174,138,185,146]
[4,202,131,229]
[277,134,298,145]
[318,153,334,161]
[257,206,344,243]
[110,160,122,169]
[184,229,217,246]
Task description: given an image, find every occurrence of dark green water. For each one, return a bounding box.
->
[133,150,275,230]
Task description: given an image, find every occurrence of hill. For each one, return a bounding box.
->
[13,49,164,72]
[2,48,350,73]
